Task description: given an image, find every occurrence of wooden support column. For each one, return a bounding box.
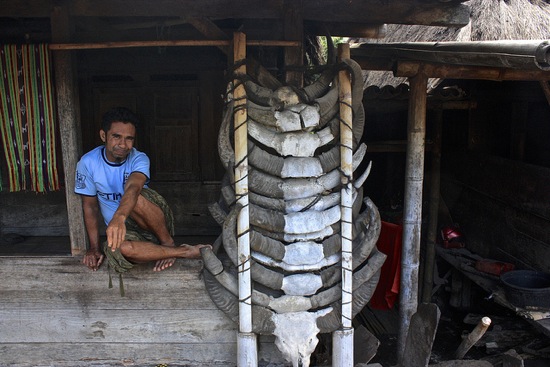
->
[232,31,257,367]
[51,5,86,255]
[398,71,428,361]
[333,43,354,367]
[422,109,442,303]
[283,0,303,87]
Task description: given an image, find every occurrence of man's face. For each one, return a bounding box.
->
[100,121,136,163]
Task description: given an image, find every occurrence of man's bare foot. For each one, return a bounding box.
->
[154,257,175,272]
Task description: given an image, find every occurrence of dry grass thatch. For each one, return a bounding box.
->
[359,0,550,88]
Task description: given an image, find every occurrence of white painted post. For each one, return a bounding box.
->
[233,31,258,366]
[397,73,428,362]
[333,43,354,367]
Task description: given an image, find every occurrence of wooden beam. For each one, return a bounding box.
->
[48,39,300,50]
[364,99,476,113]
[305,22,386,39]
[422,109,443,303]
[283,0,303,87]
[0,0,471,27]
[396,61,550,81]
[186,16,230,55]
[302,1,470,26]
[50,5,87,256]
[355,41,550,71]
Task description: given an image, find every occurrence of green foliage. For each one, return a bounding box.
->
[318,36,345,64]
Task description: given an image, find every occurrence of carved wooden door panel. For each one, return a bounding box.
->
[148,86,199,181]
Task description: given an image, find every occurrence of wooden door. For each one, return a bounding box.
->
[148,86,199,181]
[91,84,200,182]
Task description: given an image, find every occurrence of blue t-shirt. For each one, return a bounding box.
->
[75,146,150,225]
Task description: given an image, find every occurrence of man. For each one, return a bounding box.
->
[75,107,210,273]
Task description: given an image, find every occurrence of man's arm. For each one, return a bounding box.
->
[105,172,148,251]
[81,195,104,271]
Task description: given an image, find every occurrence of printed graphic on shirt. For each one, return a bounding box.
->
[76,172,86,190]
[97,191,123,201]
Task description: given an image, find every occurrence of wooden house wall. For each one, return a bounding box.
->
[361,80,550,273]
[0,256,286,366]
[1,46,228,237]
[439,80,550,272]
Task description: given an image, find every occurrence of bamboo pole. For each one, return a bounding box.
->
[333,42,354,367]
[232,31,257,366]
[398,72,428,362]
[48,39,300,51]
[421,109,442,303]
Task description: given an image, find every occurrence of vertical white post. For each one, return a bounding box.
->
[397,73,428,362]
[333,43,354,367]
[233,31,257,367]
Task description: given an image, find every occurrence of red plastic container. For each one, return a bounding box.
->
[474,260,515,276]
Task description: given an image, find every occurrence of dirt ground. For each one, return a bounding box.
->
[307,272,550,367]
[363,289,550,367]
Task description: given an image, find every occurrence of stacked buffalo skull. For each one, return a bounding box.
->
[203,59,385,367]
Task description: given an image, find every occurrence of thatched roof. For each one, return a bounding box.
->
[356,0,550,88]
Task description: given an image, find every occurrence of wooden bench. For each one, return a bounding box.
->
[0,256,285,366]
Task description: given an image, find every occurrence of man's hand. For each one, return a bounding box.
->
[106,214,127,251]
[82,248,104,271]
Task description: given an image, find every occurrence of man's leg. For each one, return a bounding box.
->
[129,193,174,247]
[122,189,203,271]
[118,240,207,271]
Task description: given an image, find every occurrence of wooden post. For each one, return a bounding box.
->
[232,31,257,366]
[398,72,428,362]
[50,5,87,255]
[333,42,354,367]
[283,0,303,87]
[421,109,442,303]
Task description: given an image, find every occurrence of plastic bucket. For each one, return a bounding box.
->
[501,270,550,309]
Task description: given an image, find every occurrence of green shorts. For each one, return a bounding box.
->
[103,187,174,275]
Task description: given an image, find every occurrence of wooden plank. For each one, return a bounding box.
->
[446,152,550,220]
[399,303,440,367]
[0,342,238,367]
[441,152,550,273]
[51,5,87,256]
[0,340,284,367]
[283,0,303,87]
[198,70,226,181]
[437,247,550,339]
[49,39,299,50]
[1,1,471,27]
[0,191,69,236]
[0,255,289,365]
[186,16,229,55]
[0,308,236,343]
[0,257,217,310]
[396,61,550,81]
[442,186,550,272]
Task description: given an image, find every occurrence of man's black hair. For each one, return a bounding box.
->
[101,107,140,132]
